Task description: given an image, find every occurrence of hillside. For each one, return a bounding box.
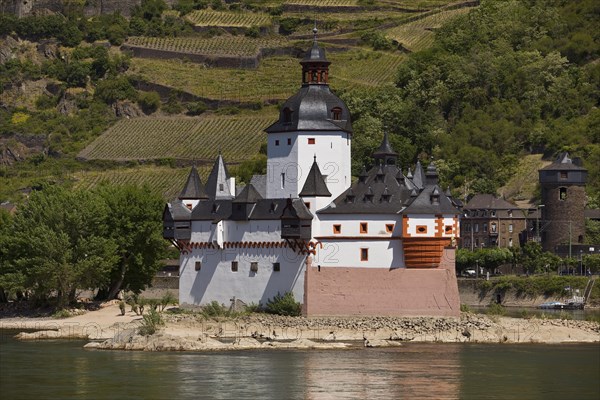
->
[1,0,598,205]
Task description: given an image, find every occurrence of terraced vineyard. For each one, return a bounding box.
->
[329,50,405,87]
[129,56,301,102]
[74,166,211,200]
[125,35,286,57]
[78,114,277,162]
[186,10,272,27]
[386,7,471,51]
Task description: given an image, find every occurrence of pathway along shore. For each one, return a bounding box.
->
[2,303,599,351]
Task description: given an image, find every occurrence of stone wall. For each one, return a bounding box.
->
[303,248,460,317]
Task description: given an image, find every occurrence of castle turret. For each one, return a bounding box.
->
[539,153,587,252]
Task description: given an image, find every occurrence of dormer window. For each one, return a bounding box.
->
[332,107,342,120]
[283,108,292,124]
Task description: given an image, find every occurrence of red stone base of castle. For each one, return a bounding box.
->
[303,248,460,317]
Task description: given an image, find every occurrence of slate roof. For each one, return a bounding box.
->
[205,154,233,200]
[464,194,519,210]
[302,40,329,64]
[265,85,352,133]
[319,160,459,215]
[540,152,587,171]
[178,166,208,200]
[249,174,267,198]
[232,184,263,203]
[403,184,459,214]
[299,157,331,197]
[372,132,398,160]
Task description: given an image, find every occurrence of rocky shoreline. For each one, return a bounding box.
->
[8,306,599,351]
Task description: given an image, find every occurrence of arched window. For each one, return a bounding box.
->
[331,107,342,120]
[283,108,292,124]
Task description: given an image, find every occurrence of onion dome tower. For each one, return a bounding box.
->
[265,27,352,200]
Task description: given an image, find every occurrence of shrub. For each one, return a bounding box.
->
[460,304,471,313]
[265,292,301,316]
[160,291,178,311]
[186,101,207,116]
[138,91,161,114]
[201,300,229,318]
[138,309,164,336]
[486,302,506,316]
[118,300,126,315]
[245,302,262,313]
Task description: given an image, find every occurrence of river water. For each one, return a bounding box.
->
[1,330,598,400]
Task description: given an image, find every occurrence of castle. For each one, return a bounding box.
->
[163,34,461,317]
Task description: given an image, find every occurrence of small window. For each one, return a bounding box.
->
[445,225,453,234]
[304,202,311,209]
[360,222,368,234]
[219,183,224,192]
[332,107,342,120]
[508,238,513,247]
[508,210,513,217]
[559,187,567,200]
[281,173,285,189]
[231,261,238,272]
[308,138,315,145]
[287,138,292,145]
[250,262,258,272]
[465,223,471,232]
[474,224,479,233]
[560,171,568,179]
[273,262,280,272]
[360,248,369,261]
[186,204,192,210]
[333,224,342,234]
[275,140,280,146]
[483,223,488,233]
[386,224,394,233]
[508,224,513,233]
[491,211,496,217]
[417,225,427,234]
[491,223,497,233]
[195,261,201,271]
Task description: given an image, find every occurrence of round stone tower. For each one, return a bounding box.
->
[538,153,587,253]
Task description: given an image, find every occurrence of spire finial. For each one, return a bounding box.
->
[313,19,318,43]
[314,154,317,162]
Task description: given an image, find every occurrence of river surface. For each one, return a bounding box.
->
[1,330,598,400]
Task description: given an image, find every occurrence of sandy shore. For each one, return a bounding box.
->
[2,303,598,351]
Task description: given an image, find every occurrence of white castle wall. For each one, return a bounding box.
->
[179,247,307,307]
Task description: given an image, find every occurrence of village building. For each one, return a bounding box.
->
[460,194,529,250]
[163,33,461,317]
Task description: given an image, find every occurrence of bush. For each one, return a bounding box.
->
[265,292,301,316]
[460,304,471,313]
[160,291,177,311]
[138,309,164,336]
[138,91,161,114]
[201,300,229,318]
[186,101,207,116]
[486,302,506,316]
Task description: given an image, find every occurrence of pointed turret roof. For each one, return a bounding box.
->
[205,154,233,200]
[412,161,425,189]
[372,132,398,164]
[299,156,332,197]
[179,166,208,200]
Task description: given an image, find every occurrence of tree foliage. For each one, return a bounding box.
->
[0,184,167,307]
[345,0,600,199]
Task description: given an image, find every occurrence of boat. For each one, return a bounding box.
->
[538,301,567,310]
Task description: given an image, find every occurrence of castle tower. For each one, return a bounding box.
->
[539,153,587,253]
[265,28,352,200]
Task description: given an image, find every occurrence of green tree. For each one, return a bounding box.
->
[94,184,167,300]
[4,186,117,308]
